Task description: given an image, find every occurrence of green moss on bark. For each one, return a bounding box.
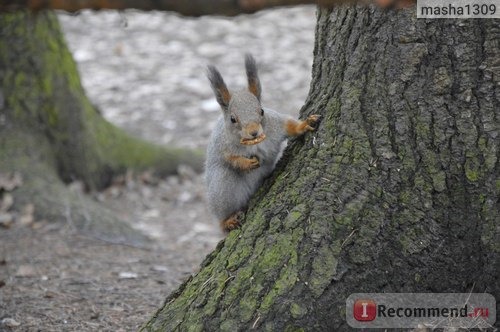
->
[0,10,203,190]
[143,6,499,331]
[0,128,146,242]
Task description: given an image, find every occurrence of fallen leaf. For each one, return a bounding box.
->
[44,290,58,298]
[0,172,23,191]
[118,272,138,279]
[107,186,121,198]
[0,193,13,212]
[18,203,35,226]
[112,174,126,187]
[0,213,14,228]
[1,318,20,327]
[151,265,168,272]
[31,220,48,230]
[15,265,36,277]
[139,170,158,185]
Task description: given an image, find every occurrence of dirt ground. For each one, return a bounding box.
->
[0,6,315,331]
[0,171,220,331]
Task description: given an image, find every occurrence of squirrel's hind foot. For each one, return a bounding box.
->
[220,211,244,233]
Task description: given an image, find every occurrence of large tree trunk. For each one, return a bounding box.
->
[143,5,499,331]
[0,11,203,239]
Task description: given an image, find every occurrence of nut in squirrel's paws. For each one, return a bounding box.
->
[305,114,321,131]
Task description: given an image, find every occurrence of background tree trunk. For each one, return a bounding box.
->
[0,11,203,239]
[143,5,499,331]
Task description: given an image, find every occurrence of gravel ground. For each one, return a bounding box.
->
[58,7,316,148]
[0,6,315,331]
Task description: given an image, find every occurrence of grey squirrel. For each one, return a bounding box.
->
[205,54,320,232]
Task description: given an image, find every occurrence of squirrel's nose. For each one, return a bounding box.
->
[250,131,259,138]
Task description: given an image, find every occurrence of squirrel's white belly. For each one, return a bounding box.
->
[244,137,287,193]
[205,136,287,221]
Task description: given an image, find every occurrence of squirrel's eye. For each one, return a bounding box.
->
[230,115,237,124]
[260,108,264,116]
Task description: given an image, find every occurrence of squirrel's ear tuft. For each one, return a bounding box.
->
[207,65,231,110]
[245,54,261,101]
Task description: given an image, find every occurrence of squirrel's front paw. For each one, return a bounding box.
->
[225,154,260,171]
[305,114,321,131]
[247,156,260,170]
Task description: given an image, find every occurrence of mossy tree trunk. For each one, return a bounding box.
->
[144,6,499,331]
[0,11,202,239]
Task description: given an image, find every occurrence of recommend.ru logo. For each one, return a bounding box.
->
[346,293,496,329]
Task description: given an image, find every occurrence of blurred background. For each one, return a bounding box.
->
[58,7,315,149]
[56,4,315,276]
[1,6,316,330]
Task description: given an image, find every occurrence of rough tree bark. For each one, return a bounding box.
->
[0,11,202,240]
[143,5,499,331]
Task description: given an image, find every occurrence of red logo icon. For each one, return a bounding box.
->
[353,299,376,321]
